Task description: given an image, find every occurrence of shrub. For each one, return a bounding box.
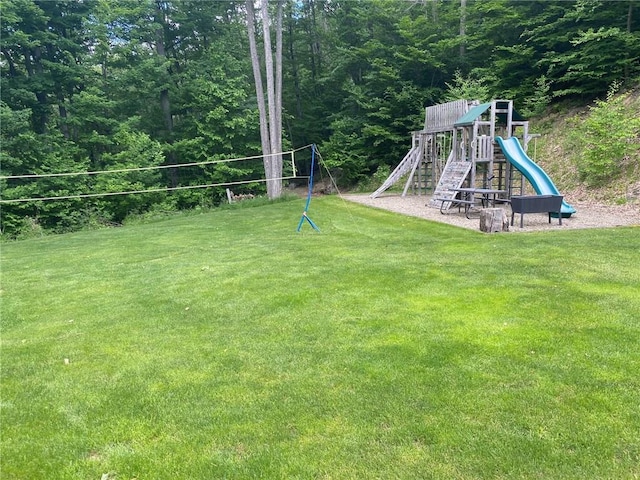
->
[521,75,551,118]
[444,70,492,103]
[575,83,640,186]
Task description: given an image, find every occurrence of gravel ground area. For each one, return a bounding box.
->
[342,193,640,233]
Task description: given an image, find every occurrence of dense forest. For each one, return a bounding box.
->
[1,0,639,237]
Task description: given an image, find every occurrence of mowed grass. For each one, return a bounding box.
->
[1,196,639,479]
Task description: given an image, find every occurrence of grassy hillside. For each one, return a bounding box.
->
[532,86,640,205]
[2,197,639,479]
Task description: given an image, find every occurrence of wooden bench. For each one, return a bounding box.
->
[510,195,563,228]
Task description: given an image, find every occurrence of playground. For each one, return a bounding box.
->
[344,193,640,232]
[359,97,640,231]
[367,99,590,230]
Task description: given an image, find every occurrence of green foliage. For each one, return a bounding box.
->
[355,163,391,192]
[65,86,118,159]
[310,1,434,183]
[2,0,640,234]
[321,117,368,185]
[444,69,492,102]
[526,1,640,100]
[0,101,93,236]
[93,128,165,222]
[3,216,46,240]
[373,163,391,185]
[520,75,552,118]
[572,84,640,186]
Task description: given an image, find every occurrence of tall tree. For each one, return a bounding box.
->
[245,0,284,199]
[459,0,467,58]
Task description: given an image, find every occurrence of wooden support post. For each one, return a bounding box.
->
[479,208,509,233]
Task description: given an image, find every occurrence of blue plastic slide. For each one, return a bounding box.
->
[496,136,576,217]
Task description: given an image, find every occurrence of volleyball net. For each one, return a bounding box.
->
[0,145,315,204]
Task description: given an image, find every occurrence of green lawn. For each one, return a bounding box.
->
[2,196,639,479]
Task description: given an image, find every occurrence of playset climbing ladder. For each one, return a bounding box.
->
[427,154,471,209]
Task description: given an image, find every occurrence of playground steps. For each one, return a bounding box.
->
[427,160,472,209]
[370,143,422,198]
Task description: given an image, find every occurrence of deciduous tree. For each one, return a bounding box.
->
[245,0,284,199]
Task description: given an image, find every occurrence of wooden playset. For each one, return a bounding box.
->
[370,99,575,222]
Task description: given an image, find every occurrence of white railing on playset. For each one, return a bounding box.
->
[474,135,493,162]
[423,99,469,134]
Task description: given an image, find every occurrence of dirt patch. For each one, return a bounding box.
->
[342,193,640,233]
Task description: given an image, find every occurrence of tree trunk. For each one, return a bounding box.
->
[30,46,49,134]
[310,0,321,73]
[480,208,509,233]
[305,0,318,83]
[460,0,466,58]
[287,6,303,120]
[262,0,280,198]
[247,0,284,199]
[246,0,273,197]
[155,2,178,187]
[626,1,633,81]
[1,48,18,77]
[155,7,173,135]
[274,1,284,197]
[57,93,70,139]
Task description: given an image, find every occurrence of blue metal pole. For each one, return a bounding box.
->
[297,144,320,232]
